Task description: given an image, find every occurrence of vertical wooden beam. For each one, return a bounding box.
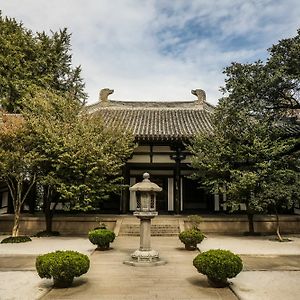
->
[175,158,181,215]
[121,166,130,213]
[150,144,153,164]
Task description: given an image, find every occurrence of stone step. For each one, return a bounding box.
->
[118,224,180,236]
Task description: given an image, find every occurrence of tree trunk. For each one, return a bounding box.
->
[12,205,21,237]
[7,175,37,237]
[44,186,59,233]
[44,186,53,233]
[275,208,283,242]
[45,205,53,233]
[247,213,255,234]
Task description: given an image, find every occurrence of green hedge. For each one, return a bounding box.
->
[1,236,32,243]
[193,249,243,283]
[35,231,60,237]
[36,250,90,287]
[88,229,115,249]
[179,229,205,250]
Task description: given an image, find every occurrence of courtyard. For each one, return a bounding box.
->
[1,234,300,300]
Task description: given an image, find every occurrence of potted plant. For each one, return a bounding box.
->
[193,249,243,287]
[179,228,205,250]
[36,250,90,288]
[88,228,115,250]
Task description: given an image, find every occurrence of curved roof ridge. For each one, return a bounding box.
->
[85,99,215,109]
[89,106,212,111]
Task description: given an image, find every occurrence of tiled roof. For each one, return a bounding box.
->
[85,100,214,141]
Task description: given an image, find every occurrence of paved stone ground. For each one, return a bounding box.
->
[231,271,300,300]
[0,235,300,299]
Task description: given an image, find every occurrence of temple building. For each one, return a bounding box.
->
[85,88,218,214]
[0,88,227,215]
[1,89,299,216]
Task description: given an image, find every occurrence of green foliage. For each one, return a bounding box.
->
[0,114,40,236]
[36,250,90,287]
[22,90,135,213]
[0,13,87,113]
[179,229,205,250]
[257,165,300,212]
[187,215,203,229]
[88,229,116,249]
[35,231,60,237]
[190,29,300,234]
[189,115,289,215]
[193,249,243,282]
[221,29,300,119]
[1,236,32,243]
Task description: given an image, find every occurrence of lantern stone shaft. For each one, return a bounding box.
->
[125,172,165,265]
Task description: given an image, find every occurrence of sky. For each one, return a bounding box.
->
[1,0,300,105]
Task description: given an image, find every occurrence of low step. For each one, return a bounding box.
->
[118,224,179,236]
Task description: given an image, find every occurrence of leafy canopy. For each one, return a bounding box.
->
[0,112,41,236]
[0,13,87,112]
[22,89,135,210]
[190,28,300,215]
[221,28,300,122]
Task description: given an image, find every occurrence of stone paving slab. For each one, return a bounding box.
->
[200,234,300,255]
[0,236,94,256]
[240,255,300,271]
[0,271,51,300]
[0,255,36,270]
[231,271,300,300]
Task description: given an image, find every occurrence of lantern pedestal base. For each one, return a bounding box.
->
[124,249,167,266]
[131,249,159,261]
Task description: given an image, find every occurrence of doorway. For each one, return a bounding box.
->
[182,177,212,212]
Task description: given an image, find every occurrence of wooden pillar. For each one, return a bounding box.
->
[175,159,181,215]
[171,147,186,215]
[121,166,130,214]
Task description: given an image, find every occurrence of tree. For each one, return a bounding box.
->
[0,13,87,113]
[0,113,40,236]
[221,29,300,132]
[23,89,135,234]
[190,29,300,235]
[190,90,299,234]
[256,161,300,241]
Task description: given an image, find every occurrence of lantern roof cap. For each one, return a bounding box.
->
[129,173,162,192]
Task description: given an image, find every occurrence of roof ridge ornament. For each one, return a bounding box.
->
[99,88,114,103]
[191,89,206,107]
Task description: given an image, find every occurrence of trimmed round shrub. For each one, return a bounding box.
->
[88,229,115,250]
[179,229,205,250]
[193,249,243,287]
[36,250,90,288]
[1,236,32,243]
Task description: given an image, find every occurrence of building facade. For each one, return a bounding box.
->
[0,89,227,215]
[86,88,222,214]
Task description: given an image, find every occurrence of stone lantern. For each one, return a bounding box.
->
[124,172,166,266]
